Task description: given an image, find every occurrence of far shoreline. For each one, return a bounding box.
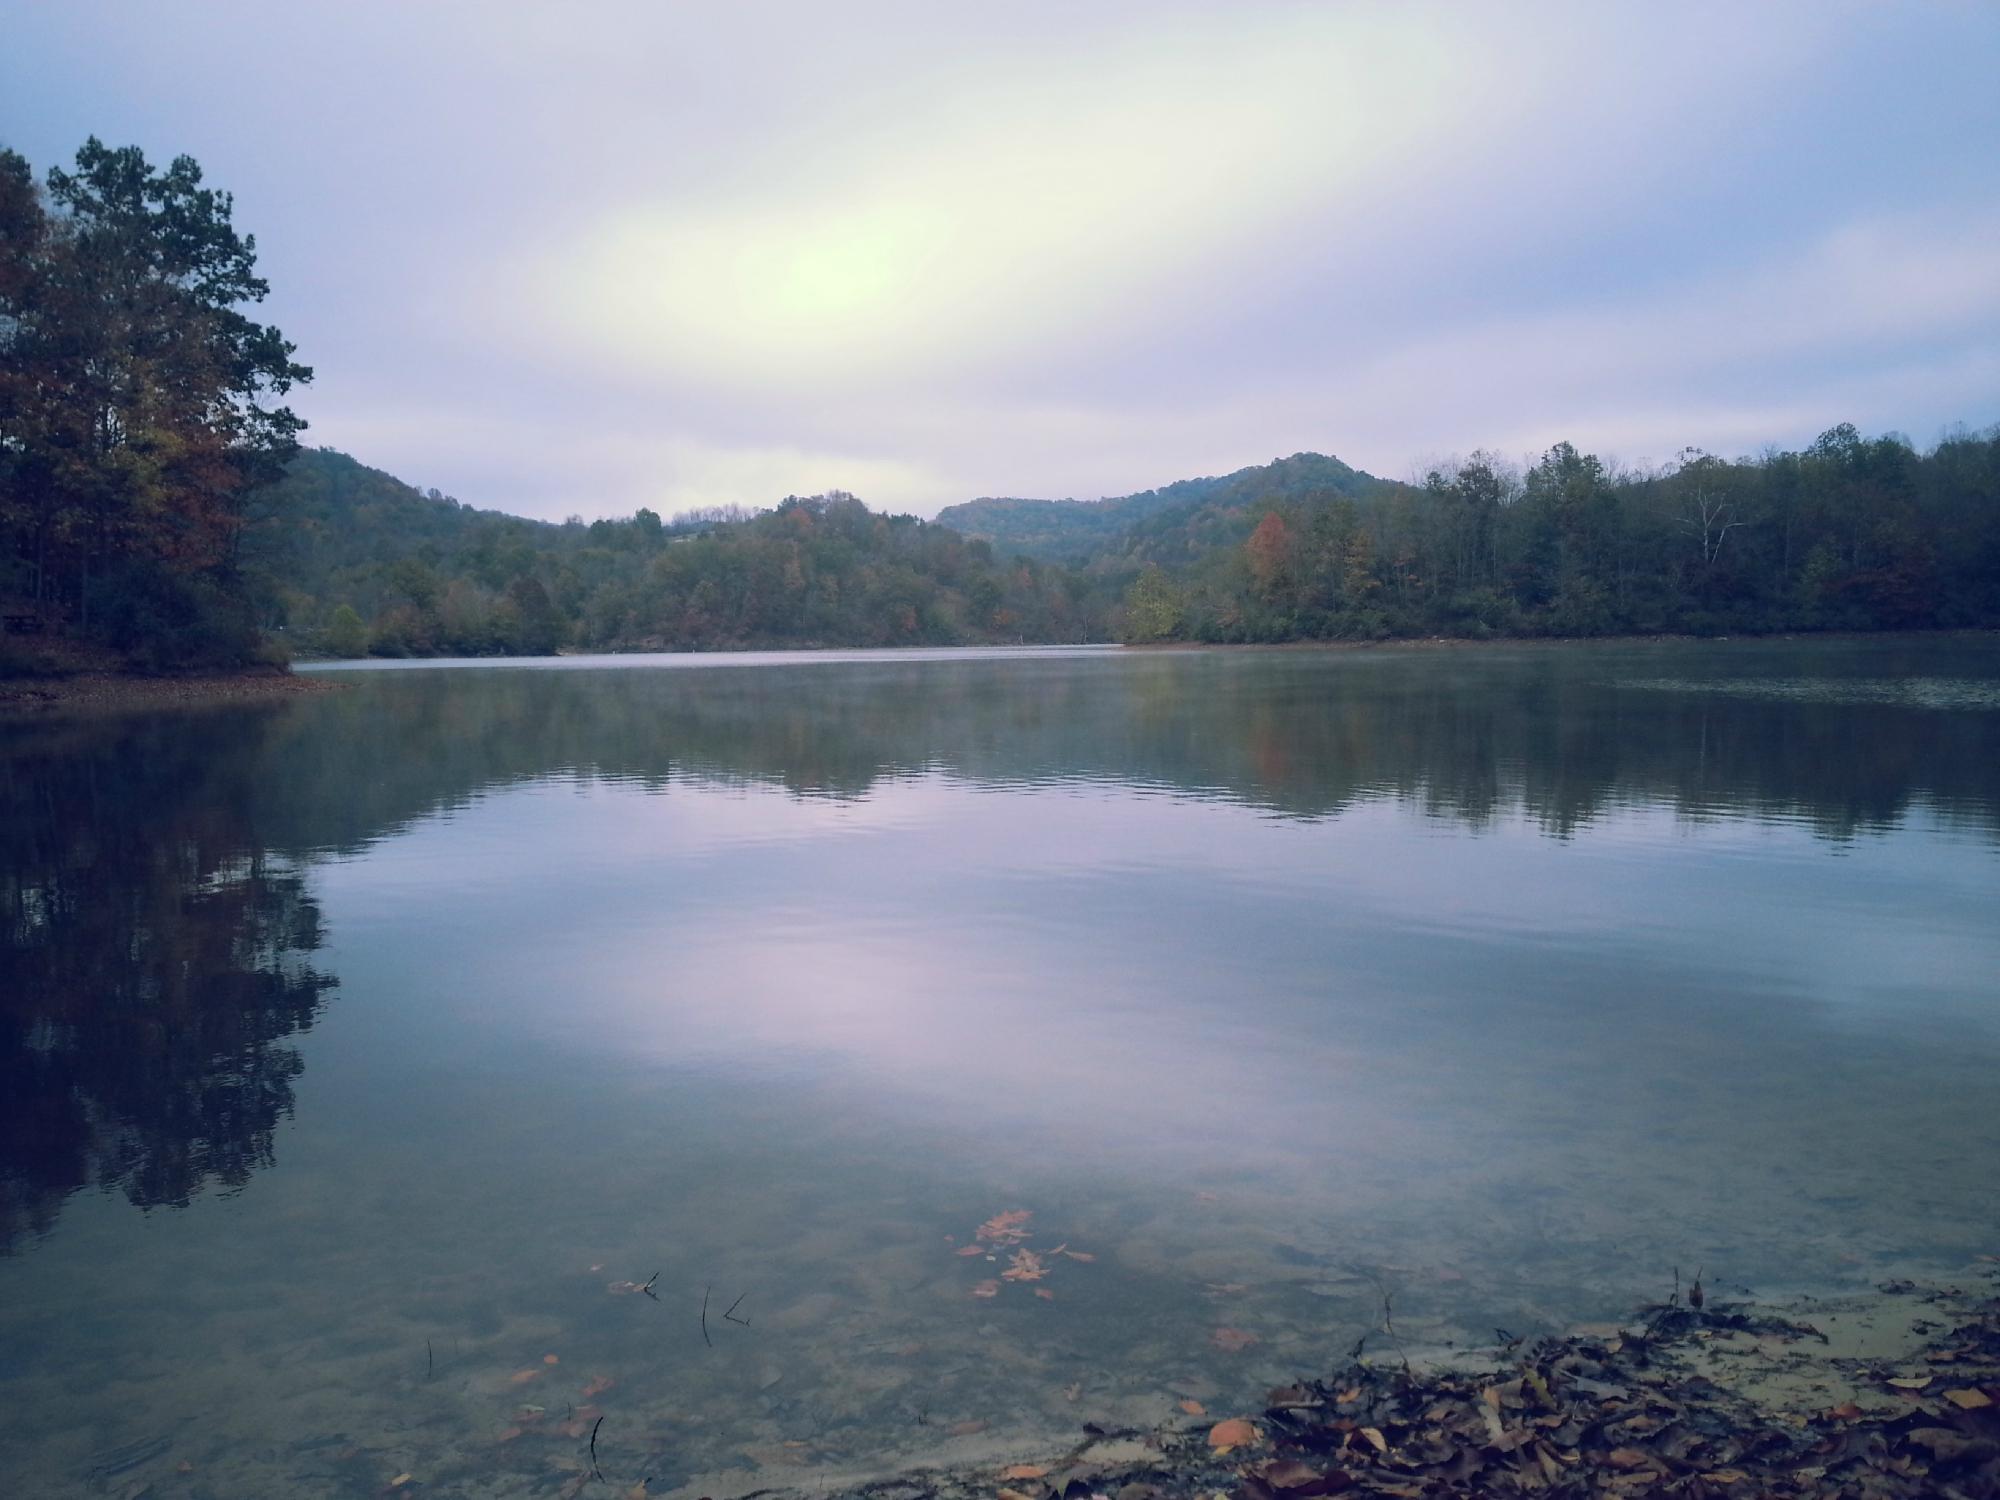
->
[0,666,342,717]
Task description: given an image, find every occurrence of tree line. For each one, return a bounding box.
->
[1115,428,2000,643]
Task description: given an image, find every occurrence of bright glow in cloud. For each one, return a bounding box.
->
[524,10,1477,387]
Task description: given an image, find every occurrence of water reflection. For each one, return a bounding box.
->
[0,712,336,1251]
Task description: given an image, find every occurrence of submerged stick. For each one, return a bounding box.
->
[640,1270,660,1302]
[589,1415,604,1479]
[701,1284,712,1348]
[425,1338,433,1382]
[723,1291,751,1327]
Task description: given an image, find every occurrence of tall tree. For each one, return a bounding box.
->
[0,138,309,657]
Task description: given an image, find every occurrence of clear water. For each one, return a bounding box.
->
[3,637,1997,1497]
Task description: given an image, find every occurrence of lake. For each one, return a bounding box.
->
[3,636,1997,1497]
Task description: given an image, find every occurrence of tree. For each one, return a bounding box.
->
[0,139,309,658]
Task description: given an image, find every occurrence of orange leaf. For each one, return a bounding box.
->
[1827,1401,1863,1420]
[542,1354,560,1365]
[956,1245,986,1257]
[1034,1288,1055,1301]
[976,1209,1034,1244]
[1944,1387,1993,1409]
[1062,1250,1095,1263]
[509,1369,541,1385]
[1208,1418,1259,1451]
[1179,1399,1207,1416]
[496,1426,524,1444]
[971,1279,1000,1299]
[1211,1326,1260,1353]
[581,1375,615,1399]
[1001,1249,1049,1282]
[1000,1464,1048,1480]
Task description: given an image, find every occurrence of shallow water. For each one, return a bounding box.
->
[3,637,1997,1497]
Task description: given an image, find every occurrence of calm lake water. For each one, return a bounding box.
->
[3,637,1998,1497]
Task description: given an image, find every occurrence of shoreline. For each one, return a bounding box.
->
[0,667,342,716]
[711,1275,2000,1500]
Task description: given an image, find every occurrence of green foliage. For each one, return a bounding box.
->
[325,604,367,658]
[1100,428,2000,644]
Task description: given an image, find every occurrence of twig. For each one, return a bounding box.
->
[1364,1270,1411,1373]
[588,1415,604,1480]
[640,1270,660,1302]
[425,1338,433,1382]
[701,1284,712,1348]
[723,1292,751,1327]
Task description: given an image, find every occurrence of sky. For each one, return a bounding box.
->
[4,2,1997,522]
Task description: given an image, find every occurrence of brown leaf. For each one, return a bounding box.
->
[542,1353,560,1365]
[509,1369,541,1385]
[1000,1464,1048,1480]
[1258,1459,1340,1495]
[956,1245,986,1257]
[581,1375,615,1399]
[1887,1375,1932,1390]
[1002,1248,1049,1282]
[1061,1382,1082,1402]
[1357,1427,1387,1454]
[620,1483,650,1500]
[1179,1399,1207,1416]
[1062,1250,1096,1262]
[1211,1326,1260,1353]
[971,1279,1001,1299]
[976,1209,1034,1244]
[496,1426,525,1443]
[1827,1401,1863,1420]
[1606,1448,1652,1471]
[1208,1418,1260,1451]
[997,1490,1034,1500]
[1943,1387,1993,1409]
[1034,1288,1055,1301]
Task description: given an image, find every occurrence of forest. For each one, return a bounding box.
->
[4,139,1998,669]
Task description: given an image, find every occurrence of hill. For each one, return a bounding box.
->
[933,452,1393,565]
[239,448,1109,656]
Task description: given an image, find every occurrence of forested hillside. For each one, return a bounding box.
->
[242,449,1106,656]
[934,452,1388,564]
[1110,427,2000,643]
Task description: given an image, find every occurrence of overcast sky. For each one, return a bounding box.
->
[5,2,1997,521]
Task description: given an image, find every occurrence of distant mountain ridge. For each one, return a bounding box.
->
[933,452,1393,564]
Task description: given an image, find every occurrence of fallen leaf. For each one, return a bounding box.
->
[1002,1248,1049,1282]
[948,1419,987,1436]
[497,1426,524,1443]
[1211,1326,1260,1353]
[1062,1249,1096,1263]
[1034,1288,1055,1301]
[588,1263,604,1272]
[1944,1387,1994,1409]
[956,1245,986,1257]
[543,1353,560,1365]
[1357,1427,1387,1454]
[1061,1382,1082,1402]
[998,1490,1034,1500]
[1000,1464,1048,1480]
[175,1461,194,1473]
[1606,1448,1652,1471]
[971,1279,1001,1299]
[1205,1282,1247,1295]
[388,1477,413,1490]
[621,1483,649,1500]
[976,1209,1034,1244]
[1827,1401,1863,1420]
[1700,1471,1748,1485]
[581,1375,615,1399]
[509,1369,541,1385]
[1208,1418,1259,1451]
[1887,1375,1932,1390]
[1179,1399,1207,1416]
[1258,1459,1331,1493]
